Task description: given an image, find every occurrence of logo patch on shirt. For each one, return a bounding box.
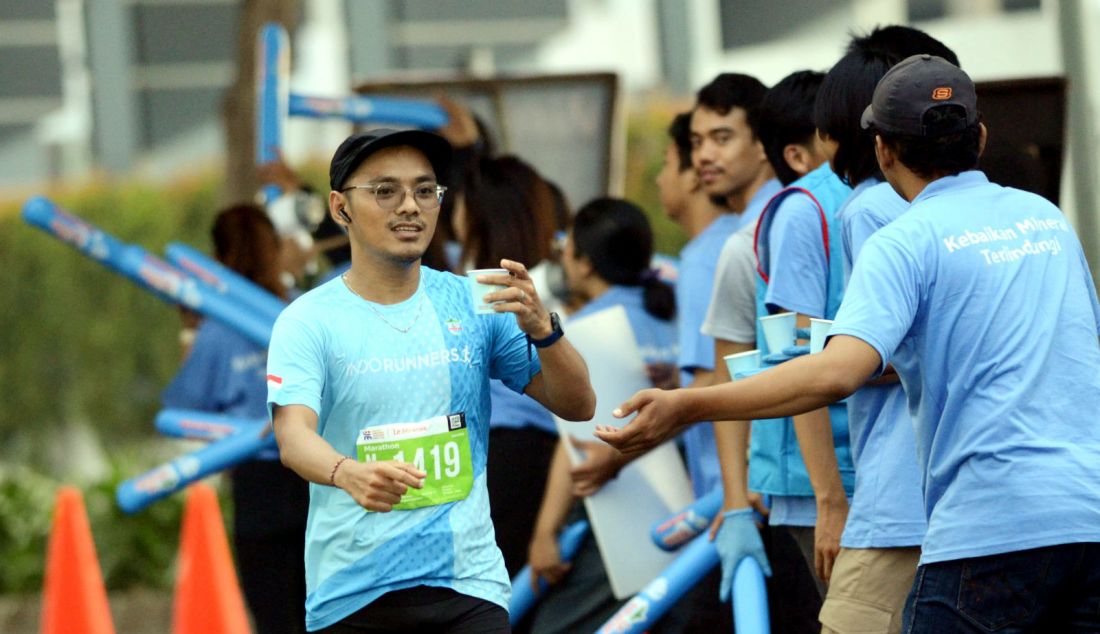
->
[445,318,462,335]
[360,429,384,441]
[266,374,283,390]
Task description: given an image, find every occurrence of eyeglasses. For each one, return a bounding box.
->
[340,182,447,211]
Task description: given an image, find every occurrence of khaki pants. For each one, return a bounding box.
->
[819,546,920,634]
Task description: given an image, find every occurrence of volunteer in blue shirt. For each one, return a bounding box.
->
[749,70,854,595]
[526,197,679,634]
[812,27,959,634]
[598,55,1100,633]
[267,129,595,633]
[704,70,841,633]
[163,203,310,634]
[681,73,772,500]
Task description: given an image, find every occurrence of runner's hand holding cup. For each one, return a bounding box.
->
[476,259,554,339]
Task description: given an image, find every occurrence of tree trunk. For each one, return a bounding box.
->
[222,0,301,205]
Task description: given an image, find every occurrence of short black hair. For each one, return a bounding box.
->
[814,26,959,186]
[877,108,982,180]
[756,70,825,186]
[667,112,694,172]
[695,73,768,136]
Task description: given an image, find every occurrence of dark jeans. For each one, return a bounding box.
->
[317,586,509,633]
[904,542,1100,633]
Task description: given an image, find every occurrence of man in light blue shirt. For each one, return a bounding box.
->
[748,71,854,601]
[268,128,595,632]
[599,55,1100,633]
[812,27,958,634]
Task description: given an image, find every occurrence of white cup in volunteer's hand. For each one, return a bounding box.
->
[467,268,509,315]
[724,350,761,381]
[759,312,797,354]
[809,318,834,354]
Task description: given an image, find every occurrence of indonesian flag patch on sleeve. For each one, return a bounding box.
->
[266,374,283,390]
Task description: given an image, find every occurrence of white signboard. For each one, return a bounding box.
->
[555,306,695,598]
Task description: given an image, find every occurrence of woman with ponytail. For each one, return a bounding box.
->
[523,198,678,634]
[563,197,678,383]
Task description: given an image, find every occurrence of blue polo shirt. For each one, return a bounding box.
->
[831,171,1100,564]
[836,178,926,548]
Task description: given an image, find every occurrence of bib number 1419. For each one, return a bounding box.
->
[369,441,462,480]
[356,413,474,510]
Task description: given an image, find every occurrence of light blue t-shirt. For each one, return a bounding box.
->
[763,193,829,317]
[573,285,679,365]
[837,179,927,548]
[831,171,1100,564]
[266,267,541,630]
[677,213,740,498]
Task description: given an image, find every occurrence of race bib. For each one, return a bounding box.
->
[356,413,473,511]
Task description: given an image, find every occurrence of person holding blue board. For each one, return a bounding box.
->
[598,55,1100,633]
[162,203,309,634]
[267,128,595,633]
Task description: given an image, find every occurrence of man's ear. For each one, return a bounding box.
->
[753,137,768,164]
[978,122,988,158]
[783,143,815,177]
[873,135,895,173]
[329,191,351,228]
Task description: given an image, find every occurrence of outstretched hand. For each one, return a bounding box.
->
[593,388,686,457]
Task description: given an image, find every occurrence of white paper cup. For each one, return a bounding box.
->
[467,268,509,315]
[724,350,761,381]
[759,312,796,354]
[809,318,834,354]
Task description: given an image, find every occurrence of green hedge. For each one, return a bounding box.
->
[0,177,220,455]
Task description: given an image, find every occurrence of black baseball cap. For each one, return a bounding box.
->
[860,54,978,137]
[329,128,453,191]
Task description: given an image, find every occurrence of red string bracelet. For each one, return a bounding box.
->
[330,456,352,486]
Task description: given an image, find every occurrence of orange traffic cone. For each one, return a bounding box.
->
[172,483,250,634]
[41,486,115,634]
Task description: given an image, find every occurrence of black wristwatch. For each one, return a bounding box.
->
[527,312,564,348]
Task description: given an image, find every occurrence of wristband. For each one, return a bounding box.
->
[330,456,351,486]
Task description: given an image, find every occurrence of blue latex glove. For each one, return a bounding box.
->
[782,344,810,357]
[715,508,772,602]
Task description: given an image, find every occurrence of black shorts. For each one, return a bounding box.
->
[317,586,510,634]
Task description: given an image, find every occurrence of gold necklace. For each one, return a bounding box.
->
[342,273,425,334]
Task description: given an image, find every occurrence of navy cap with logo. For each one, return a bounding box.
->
[328,128,453,191]
[861,54,978,137]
